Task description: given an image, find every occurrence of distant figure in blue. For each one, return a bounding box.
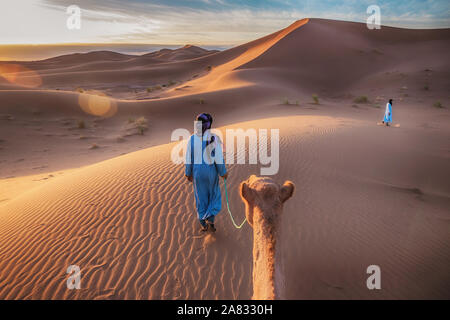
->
[382,99,393,126]
[185,113,228,232]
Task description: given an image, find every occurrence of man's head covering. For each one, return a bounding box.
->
[389,99,393,104]
[196,113,213,134]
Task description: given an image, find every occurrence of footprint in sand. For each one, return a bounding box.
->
[202,233,217,248]
[377,122,400,127]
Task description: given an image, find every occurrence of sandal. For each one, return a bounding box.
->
[208,223,216,232]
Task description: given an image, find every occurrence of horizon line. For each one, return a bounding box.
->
[1,17,449,47]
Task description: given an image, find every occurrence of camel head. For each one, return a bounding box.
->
[239,175,295,227]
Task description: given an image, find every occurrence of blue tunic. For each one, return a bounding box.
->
[383,103,392,123]
[185,133,227,221]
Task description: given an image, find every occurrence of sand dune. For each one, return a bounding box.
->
[42,51,137,64]
[0,45,219,93]
[1,116,449,299]
[1,18,448,98]
[239,19,450,92]
[0,19,449,299]
[142,45,219,61]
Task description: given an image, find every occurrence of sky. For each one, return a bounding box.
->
[1,0,449,46]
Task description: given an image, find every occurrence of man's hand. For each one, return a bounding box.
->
[222,172,228,180]
[186,175,193,182]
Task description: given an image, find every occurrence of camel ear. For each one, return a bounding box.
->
[280,181,295,203]
[240,181,254,227]
[239,181,253,203]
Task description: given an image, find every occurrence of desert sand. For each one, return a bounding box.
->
[0,18,449,299]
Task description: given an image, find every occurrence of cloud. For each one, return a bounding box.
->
[2,0,449,44]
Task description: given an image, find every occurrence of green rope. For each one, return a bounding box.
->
[223,178,247,229]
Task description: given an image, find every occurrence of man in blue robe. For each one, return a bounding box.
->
[185,113,228,232]
[382,99,393,126]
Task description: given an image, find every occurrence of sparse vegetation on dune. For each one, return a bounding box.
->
[424,84,429,91]
[77,120,86,129]
[206,65,212,71]
[150,81,177,91]
[353,96,368,103]
[433,101,443,108]
[281,98,300,106]
[76,87,84,93]
[126,116,148,135]
[312,94,319,104]
[135,117,148,135]
[199,98,205,105]
[147,85,163,92]
[89,143,99,149]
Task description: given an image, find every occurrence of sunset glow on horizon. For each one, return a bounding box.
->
[3,1,450,45]
[1,0,449,60]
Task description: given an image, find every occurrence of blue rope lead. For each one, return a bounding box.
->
[223,178,247,229]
